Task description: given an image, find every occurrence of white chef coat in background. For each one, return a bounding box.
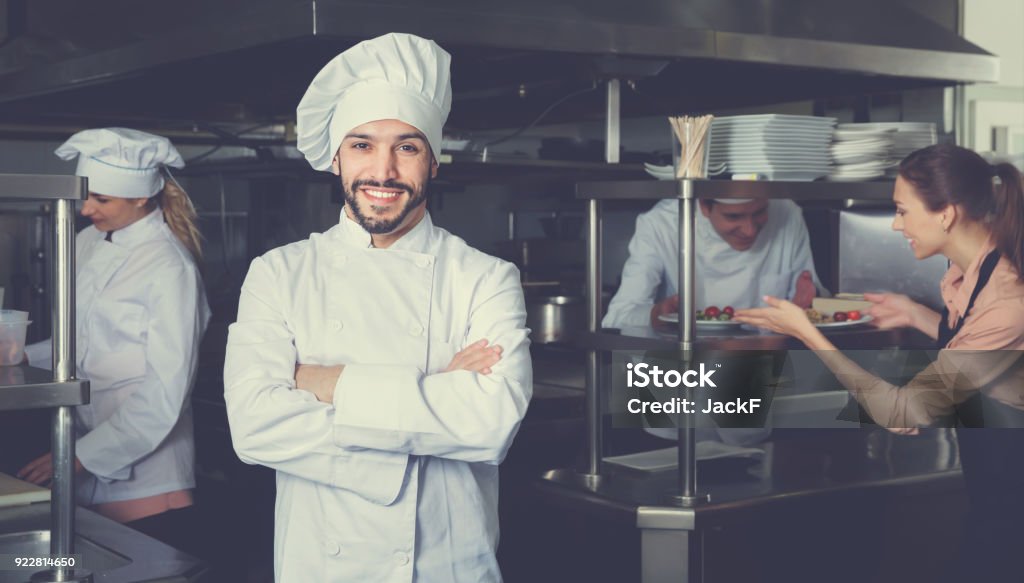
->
[603,199,823,329]
[224,211,532,583]
[25,209,210,505]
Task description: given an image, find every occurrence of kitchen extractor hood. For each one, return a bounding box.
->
[0,0,998,130]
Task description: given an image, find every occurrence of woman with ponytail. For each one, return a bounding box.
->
[18,128,211,555]
[734,143,1024,581]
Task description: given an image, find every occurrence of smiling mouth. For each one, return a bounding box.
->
[362,188,403,204]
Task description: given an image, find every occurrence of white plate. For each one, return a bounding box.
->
[833,128,897,141]
[812,315,874,328]
[658,312,743,327]
[713,114,837,125]
[837,122,935,131]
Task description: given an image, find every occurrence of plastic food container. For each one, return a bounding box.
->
[0,310,31,366]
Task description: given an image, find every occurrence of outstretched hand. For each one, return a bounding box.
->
[863,292,917,330]
[734,295,816,340]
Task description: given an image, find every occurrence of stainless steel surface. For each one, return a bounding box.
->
[50,198,78,581]
[673,185,701,505]
[541,429,963,583]
[838,210,948,310]
[641,529,692,583]
[49,408,76,581]
[0,366,89,410]
[605,79,620,165]
[576,179,896,201]
[0,0,998,117]
[0,530,123,575]
[540,428,962,520]
[525,295,585,344]
[584,198,603,476]
[0,503,205,583]
[636,506,696,530]
[0,176,87,201]
[0,176,89,582]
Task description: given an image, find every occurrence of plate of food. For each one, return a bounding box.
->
[658,305,744,327]
[804,308,873,328]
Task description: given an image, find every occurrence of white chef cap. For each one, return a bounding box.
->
[55,128,184,198]
[296,32,452,172]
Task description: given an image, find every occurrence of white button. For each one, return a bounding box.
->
[329,319,343,332]
[394,551,409,566]
[416,257,432,268]
[409,324,424,336]
[325,541,341,556]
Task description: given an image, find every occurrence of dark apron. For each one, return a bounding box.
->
[938,250,1024,582]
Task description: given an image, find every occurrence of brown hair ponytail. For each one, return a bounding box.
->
[154,179,203,264]
[992,162,1024,279]
[899,144,1024,281]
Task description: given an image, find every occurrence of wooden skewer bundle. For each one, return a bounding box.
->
[669,115,714,179]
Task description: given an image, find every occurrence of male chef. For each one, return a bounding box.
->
[223,33,532,583]
[605,197,822,446]
[603,197,822,330]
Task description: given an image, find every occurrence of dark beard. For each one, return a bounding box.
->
[341,175,428,234]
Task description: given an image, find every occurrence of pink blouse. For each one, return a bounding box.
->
[853,241,1024,427]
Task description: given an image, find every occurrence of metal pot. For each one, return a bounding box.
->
[526,294,585,344]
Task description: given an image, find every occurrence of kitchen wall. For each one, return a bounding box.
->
[964,0,1024,157]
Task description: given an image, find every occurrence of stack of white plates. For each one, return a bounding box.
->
[833,122,937,178]
[643,162,726,180]
[707,114,837,181]
[828,126,896,181]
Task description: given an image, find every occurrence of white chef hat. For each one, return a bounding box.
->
[296,32,452,172]
[55,128,184,198]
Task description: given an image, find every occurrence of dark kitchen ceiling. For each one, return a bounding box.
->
[0,0,998,134]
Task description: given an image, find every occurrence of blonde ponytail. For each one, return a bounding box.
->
[156,179,203,264]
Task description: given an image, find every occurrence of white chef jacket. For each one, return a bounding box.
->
[603,199,822,329]
[223,211,533,583]
[25,209,210,505]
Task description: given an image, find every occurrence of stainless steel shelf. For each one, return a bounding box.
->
[0,365,89,411]
[0,175,87,201]
[576,178,895,201]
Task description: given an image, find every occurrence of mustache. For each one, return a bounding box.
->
[350,178,415,194]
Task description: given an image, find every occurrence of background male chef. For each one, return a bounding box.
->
[603,197,823,330]
[604,197,822,446]
[223,33,532,582]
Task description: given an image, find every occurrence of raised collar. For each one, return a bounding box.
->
[107,208,164,247]
[334,207,435,253]
[942,239,997,319]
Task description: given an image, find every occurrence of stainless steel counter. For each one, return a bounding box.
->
[534,428,964,583]
[0,503,205,583]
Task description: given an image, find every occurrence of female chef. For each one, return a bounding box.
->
[734,143,1024,581]
[18,128,211,552]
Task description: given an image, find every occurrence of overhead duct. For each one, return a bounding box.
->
[0,0,998,129]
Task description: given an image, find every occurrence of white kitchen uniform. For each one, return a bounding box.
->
[603,199,822,329]
[224,211,532,583]
[25,209,210,504]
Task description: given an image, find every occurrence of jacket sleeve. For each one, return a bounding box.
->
[75,260,207,482]
[224,256,409,500]
[603,212,666,329]
[331,261,533,465]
